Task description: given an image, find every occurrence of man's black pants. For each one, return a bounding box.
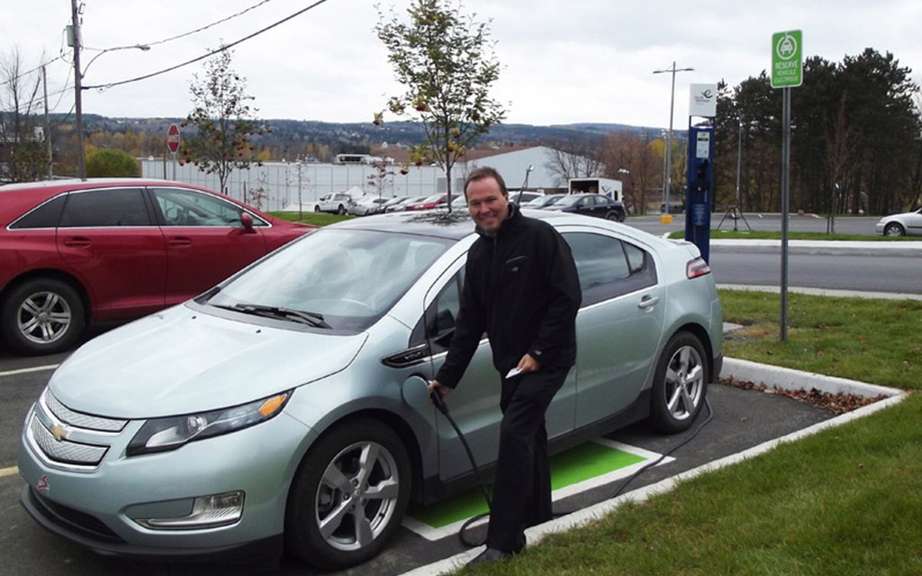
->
[485,366,570,553]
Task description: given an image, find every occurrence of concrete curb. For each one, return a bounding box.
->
[721,357,903,399]
[709,239,922,257]
[717,284,922,301]
[398,360,909,576]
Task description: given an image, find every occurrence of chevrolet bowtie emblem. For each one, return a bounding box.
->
[50,424,68,442]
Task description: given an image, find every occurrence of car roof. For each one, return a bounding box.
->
[329,208,578,240]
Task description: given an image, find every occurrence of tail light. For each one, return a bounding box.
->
[686,257,711,279]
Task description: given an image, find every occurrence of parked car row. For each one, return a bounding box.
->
[0,179,313,355]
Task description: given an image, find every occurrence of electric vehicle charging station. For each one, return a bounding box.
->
[685,84,719,263]
[685,123,715,263]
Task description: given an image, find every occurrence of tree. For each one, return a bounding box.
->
[85,147,140,177]
[367,158,395,198]
[376,0,505,210]
[545,137,605,185]
[180,48,268,194]
[1,46,46,182]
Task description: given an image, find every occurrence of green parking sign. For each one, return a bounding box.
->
[771,30,802,88]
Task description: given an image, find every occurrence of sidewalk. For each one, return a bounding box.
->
[708,239,922,256]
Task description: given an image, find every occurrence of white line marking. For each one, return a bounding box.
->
[398,373,908,575]
[0,364,59,378]
[0,466,18,479]
[402,441,670,541]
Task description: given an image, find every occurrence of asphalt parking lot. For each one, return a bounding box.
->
[0,348,835,576]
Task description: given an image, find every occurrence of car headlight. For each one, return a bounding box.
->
[127,392,291,456]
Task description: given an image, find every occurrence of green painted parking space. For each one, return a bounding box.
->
[405,440,653,539]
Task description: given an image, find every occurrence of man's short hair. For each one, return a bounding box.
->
[464,166,508,199]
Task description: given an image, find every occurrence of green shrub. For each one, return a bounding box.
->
[85,148,140,178]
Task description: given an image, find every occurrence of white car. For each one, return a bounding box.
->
[349,197,389,216]
[314,193,355,215]
[876,207,922,236]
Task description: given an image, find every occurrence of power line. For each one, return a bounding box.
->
[84,0,275,52]
[83,0,331,91]
[2,53,69,87]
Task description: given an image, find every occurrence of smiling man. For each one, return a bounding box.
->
[428,167,581,564]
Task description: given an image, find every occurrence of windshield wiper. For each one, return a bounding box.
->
[214,303,332,329]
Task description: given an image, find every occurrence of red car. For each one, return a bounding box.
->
[0,179,313,355]
[404,193,447,211]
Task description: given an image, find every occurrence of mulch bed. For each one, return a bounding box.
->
[720,377,890,415]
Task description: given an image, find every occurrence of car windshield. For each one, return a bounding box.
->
[207,229,453,332]
[525,196,552,207]
[556,195,583,207]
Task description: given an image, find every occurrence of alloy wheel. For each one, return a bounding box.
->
[314,441,400,552]
[663,345,704,421]
[18,291,72,345]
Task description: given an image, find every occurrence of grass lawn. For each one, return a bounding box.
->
[667,229,917,241]
[269,211,354,226]
[463,290,922,575]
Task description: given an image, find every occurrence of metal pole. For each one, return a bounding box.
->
[780,87,791,342]
[298,160,303,221]
[735,116,742,231]
[42,65,53,179]
[665,62,676,216]
[71,0,86,180]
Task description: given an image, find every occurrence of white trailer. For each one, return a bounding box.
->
[569,177,623,202]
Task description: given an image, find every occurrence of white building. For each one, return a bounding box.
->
[140,145,601,212]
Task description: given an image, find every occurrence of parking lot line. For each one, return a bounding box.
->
[0,364,59,378]
[0,466,18,479]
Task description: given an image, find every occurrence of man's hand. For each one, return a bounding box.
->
[427,380,450,399]
[516,353,541,374]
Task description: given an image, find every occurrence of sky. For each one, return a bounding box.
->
[3,0,921,129]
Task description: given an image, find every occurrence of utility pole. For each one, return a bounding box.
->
[42,65,52,179]
[653,62,694,223]
[70,0,86,180]
[735,116,742,231]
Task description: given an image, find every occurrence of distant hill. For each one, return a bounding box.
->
[59,114,675,148]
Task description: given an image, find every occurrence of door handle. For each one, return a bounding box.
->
[168,237,192,247]
[63,237,91,248]
[638,295,659,310]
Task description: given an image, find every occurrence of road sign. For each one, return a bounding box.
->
[166,123,182,154]
[688,83,718,117]
[771,30,803,89]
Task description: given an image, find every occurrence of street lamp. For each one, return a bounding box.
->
[653,62,693,223]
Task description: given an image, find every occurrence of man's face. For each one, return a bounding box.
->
[466,177,509,234]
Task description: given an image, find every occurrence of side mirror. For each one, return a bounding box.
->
[240,212,255,232]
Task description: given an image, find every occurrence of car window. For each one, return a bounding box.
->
[410,267,465,350]
[59,188,150,227]
[9,194,67,229]
[564,233,657,306]
[152,188,266,227]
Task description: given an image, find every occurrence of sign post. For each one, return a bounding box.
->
[166,123,182,180]
[771,30,802,342]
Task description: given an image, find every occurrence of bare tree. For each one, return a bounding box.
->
[1,46,45,182]
[544,138,604,186]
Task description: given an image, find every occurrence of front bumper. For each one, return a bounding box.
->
[875,222,885,234]
[18,403,312,557]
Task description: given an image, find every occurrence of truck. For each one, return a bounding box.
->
[568,177,623,202]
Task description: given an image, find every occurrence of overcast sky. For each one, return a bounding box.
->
[4,0,921,129]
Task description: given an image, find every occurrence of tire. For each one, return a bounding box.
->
[884,222,905,237]
[314,205,321,213]
[337,205,346,215]
[286,418,411,569]
[605,211,618,221]
[650,332,709,434]
[617,211,626,223]
[1,277,86,356]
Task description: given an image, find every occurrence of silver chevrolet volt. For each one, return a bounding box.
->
[18,209,723,569]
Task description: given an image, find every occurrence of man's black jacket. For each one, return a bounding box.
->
[435,204,582,389]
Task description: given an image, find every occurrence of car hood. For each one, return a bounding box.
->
[49,305,368,419]
[885,211,917,220]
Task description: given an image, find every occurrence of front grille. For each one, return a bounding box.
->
[30,488,123,543]
[29,415,108,466]
[44,392,127,432]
